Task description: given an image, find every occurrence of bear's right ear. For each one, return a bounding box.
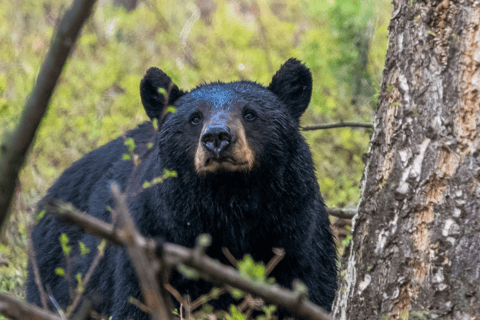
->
[267,58,312,120]
[140,68,184,120]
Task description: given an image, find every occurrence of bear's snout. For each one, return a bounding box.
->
[201,125,232,160]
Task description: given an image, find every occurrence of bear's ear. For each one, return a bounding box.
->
[140,68,184,120]
[267,58,312,119]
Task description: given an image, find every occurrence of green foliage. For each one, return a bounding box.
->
[34,209,45,224]
[55,267,65,277]
[59,233,71,256]
[75,273,84,293]
[177,263,200,280]
[229,288,245,300]
[79,241,90,256]
[97,239,107,254]
[142,169,177,189]
[196,233,212,247]
[238,254,266,283]
[224,305,246,320]
[257,305,277,320]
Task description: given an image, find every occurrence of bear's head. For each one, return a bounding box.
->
[140,58,312,176]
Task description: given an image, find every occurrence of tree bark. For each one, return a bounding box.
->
[333,0,480,319]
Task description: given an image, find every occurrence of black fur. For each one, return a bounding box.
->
[27,59,337,319]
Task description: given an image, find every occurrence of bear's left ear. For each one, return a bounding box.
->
[140,67,185,120]
[267,58,312,119]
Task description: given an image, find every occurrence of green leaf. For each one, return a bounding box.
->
[142,181,151,189]
[228,305,246,320]
[147,142,153,149]
[177,263,200,280]
[97,239,107,254]
[157,87,167,95]
[79,241,90,256]
[293,280,309,296]
[35,210,46,223]
[166,106,176,114]
[55,267,65,276]
[210,287,221,299]
[59,233,71,256]
[124,138,135,153]
[238,255,266,282]
[76,273,84,293]
[152,118,159,130]
[196,234,212,247]
[230,288,245,300]
[163,169,177,178]
[426,30,436,36]
[122,154,131,161]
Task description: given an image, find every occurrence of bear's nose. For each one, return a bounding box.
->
[201,126,232,159]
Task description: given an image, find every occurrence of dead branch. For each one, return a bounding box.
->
[44,200,123,246]
[326,207,356,220]
[27,224,49,309]
[110,182,173,320]
[46,200,333,320]
[301,122,373,131]
[67,241,107,316]
[0,0,97,229]
[0,293,62,320]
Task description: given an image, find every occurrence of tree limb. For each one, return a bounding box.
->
[110,182,173,320]
[301,122,373,131]
[0,293,62,320]
[326,207,356,220]
[0,0,97,229]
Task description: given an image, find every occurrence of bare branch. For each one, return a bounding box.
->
[46,200,333,320]
[265,248,285,277]
[326,207,356,220]
[110,182,173,320]
[27,224,49,310]
[301,122,373,131]
[0,0,97,229]
[0,293,62,320]
[45,200,123,246]
[67,241,107,316]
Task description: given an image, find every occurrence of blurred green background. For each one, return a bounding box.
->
[0,0,391,302]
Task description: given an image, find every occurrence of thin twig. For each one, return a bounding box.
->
[265,248,285,277]
[301,122,373,131]
[129,297,152,314]
[221,247,238,269]
[110,182,173,320]
[189,287,226,311]
[67,241,107,315]
[27,224,49,310]
[0,0,97,229]
[164,283,185,307]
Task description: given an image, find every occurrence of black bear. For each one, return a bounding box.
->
[27,58,337,318]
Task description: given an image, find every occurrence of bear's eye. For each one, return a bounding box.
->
[189,113,202,125]
[244,109,257,121]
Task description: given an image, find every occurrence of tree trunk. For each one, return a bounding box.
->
[333,0,480,319]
